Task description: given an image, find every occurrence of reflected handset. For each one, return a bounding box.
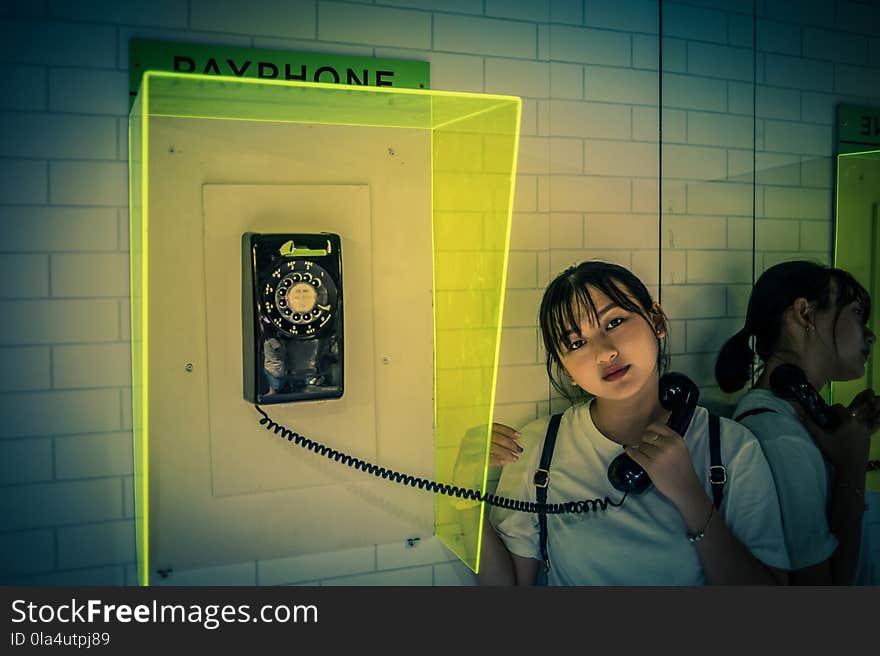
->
[769,363,839,430]
[607,372,700,494]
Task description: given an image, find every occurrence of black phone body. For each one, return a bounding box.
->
[769,363,839,430]
[242,232,344,405]
[606,372,700,494]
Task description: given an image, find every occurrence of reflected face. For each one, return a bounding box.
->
[819,297,875,380]
[558,286,663,400]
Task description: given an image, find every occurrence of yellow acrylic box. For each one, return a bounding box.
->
[128,71,521,585]
[833,147,880,492]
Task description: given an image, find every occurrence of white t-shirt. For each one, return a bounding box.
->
[734,389,873,584]
[490,400,790,585]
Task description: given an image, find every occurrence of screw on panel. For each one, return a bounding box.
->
[388,148,395,156]
[185,363,193,372]
[382,356,391,365]
[405,537,421,548]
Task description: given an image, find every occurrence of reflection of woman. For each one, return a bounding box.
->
[263,336,287,394]
[715,260,880,584]
[479,261,789,585]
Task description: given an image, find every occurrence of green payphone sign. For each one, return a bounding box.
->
[129,39,430,107]
[838,104,880,155]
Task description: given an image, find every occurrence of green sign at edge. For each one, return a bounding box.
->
[838,103,880,155]
[129,39,431,108]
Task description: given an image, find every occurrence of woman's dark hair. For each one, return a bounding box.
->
[539,261,669,401]
[715,260,871,393]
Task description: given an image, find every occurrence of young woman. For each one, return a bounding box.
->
[715,260,879,585]
[479,261,789,585]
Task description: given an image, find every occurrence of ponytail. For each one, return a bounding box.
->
[715,328,755,393]
[714,260,872,394]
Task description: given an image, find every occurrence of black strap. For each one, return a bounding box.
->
[708,412,725,510]
[734,407,777,422]
[535,412,726,570]
[535,413,563,574]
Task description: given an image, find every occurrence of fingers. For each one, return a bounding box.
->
[632,429,676,459]
[848,390,880,432]
[629,425,694,468]
[625,429,667,462]
[644,422,685,440]
[492,422,521,439]
[491,423,522,453]
[489,423,523,466]
[850,388,874,406]
[489,443,520,466]
[492,423,522,447]
[848,389,875,420]
[799,403,866,466]
[624,443,649,468]
[868,396,880,433]
[632,441,661,459]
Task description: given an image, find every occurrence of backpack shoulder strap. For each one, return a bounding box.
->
[534,413,563,575]
[734,407,777,422]
[708,412,726,510]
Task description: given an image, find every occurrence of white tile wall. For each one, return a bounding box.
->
[1,0,878,587]
[257,545,375,586]
[587,0,660,34]
[56,520,135,569]
[0,347,51,392]
[662,2,728,43]
[48,0,190,28]
[0,20,118,67]
[0,299,119,344]
[0,439,53,485]
[434,14,536,58]
[0,65,47,111]
[0,254,48,298]
[0,159,48,204]
[54,432,134,479]
[194,0,317,39]
[320,3,427,48]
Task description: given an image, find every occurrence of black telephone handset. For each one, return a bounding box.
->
[769,363,840,430]
[607,372,700,494]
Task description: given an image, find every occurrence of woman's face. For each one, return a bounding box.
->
[815,295,875,380]
[558,285,663,400]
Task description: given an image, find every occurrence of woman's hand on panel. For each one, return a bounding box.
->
[489,423,523,466]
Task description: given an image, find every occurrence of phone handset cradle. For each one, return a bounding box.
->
[606,372,700,494]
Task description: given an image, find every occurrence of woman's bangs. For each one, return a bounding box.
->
[600,278,644,317]
[544,276,645,355]
[546,284,598,355]
[835,271,872,324]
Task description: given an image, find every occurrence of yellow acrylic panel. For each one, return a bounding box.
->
[128,72,520,582]
[128,84,149,586]
[833,149,880,492]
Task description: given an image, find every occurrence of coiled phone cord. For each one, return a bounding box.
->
[255,405,628,515]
